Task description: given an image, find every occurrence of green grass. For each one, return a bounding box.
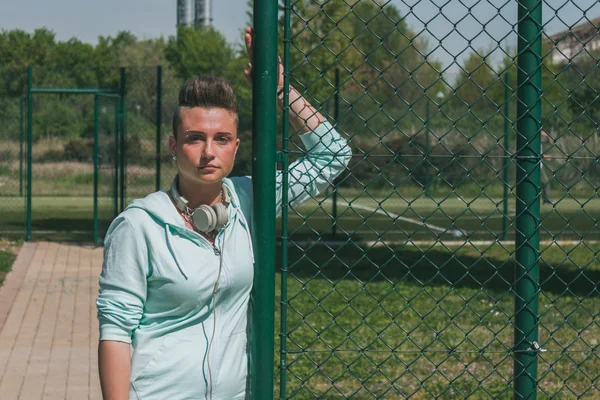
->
[1,191,599,243]
[0,248,16,287]
[275,242,600,398]
[0,196,116,241]
[289,194,600,242]
[0,192,598,397]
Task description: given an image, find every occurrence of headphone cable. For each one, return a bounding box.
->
[207,228,225,400]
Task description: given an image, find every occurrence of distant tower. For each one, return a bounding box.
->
[177,0,188,27]
[194,0,213,27]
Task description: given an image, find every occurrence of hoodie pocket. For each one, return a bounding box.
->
[130,333,185,399]
[130,334,175,383]
[131,331,209,400]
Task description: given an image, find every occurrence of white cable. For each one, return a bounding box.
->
[207,228,225,400]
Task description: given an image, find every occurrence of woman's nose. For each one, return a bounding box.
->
[202,140,215,158]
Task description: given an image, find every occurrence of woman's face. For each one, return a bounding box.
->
[169,107,240,185]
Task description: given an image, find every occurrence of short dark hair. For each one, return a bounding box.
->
[172,75,238,139]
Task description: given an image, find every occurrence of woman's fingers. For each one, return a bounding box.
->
[245,27,254,62]
[244,62,253,85]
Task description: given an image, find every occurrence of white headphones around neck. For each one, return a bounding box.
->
[169,176,230,233]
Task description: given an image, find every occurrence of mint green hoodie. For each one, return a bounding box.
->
[96,121,351,400]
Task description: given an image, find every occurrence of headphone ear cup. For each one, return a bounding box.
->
[213,203,229,231]
[192,205,217,232]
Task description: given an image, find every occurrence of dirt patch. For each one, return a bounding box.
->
[0,238,20,255]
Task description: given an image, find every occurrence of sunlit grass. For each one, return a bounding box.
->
[275,242,600,398]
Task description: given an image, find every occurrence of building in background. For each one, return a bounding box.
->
[177,0,188,27]
[176,0,212,28]
[194,0,213,27]
[549,16,600,64]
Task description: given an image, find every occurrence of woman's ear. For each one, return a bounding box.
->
[169,135,177,156]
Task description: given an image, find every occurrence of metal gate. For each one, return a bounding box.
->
[24,67,123,244]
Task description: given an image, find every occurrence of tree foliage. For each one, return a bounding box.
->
[0,2,597,187]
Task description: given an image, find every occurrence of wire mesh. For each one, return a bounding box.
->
[277,0,600,398]
[0,68,26,240]
[28,66,120,241]
[96,94,119,240]
[123,67,163,200]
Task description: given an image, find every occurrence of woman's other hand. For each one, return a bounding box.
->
[243,26,284,92]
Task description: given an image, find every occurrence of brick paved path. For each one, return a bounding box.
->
[0,242,104,399]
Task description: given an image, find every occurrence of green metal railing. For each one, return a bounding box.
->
[250,1,279,398]
[26,82,122,243]
[1,66,176,242]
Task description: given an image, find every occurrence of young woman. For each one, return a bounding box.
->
[96,28,351,400]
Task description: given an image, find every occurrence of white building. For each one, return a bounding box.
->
[176,0,213,28]
[549,17,600,64]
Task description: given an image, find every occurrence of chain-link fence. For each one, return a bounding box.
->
[1,0,599,396]
[272,0,600,398]
[0,63,255,242]
[0,70,27,240]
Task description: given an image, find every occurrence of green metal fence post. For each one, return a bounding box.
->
[119,67,127,212]
[514,0,542,397]
[425,100,431,197]
[250,0,278,399]
[331,68,340,239]
[26,66,32,242]
[156,65,162,192]
[503,72,511,242]
[280,0,292,396]
[113,100,120,219]
[93,94,100,245]
[19,96,24,197]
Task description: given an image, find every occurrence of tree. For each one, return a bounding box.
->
[278,0,443,140]
[165,26,235,79]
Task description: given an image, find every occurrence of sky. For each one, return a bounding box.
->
[0,0,598,79]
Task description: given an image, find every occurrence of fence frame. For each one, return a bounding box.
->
[271,0,547,398]
[514,0,543,397]
[20,65,171,243]
[250,1,279,399]
[25,67,124,243]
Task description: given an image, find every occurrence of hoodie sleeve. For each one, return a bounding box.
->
[230,121,351,221]
[96,215,148,343]
[275,120,351,217]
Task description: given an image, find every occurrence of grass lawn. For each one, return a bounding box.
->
[0,240,19,287]
[1,192,598,398]
[275,242,600,399]
[2,192,599,243]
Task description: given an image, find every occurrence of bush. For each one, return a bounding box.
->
[63,137,93,162]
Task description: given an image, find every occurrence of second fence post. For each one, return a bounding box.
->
[156,65,162,192]
[514,0,542,398]
[26,66,32,241]
[119,67,127,212]
[93,94,99,245]
[503,72,511,242]
[20,96,24,197]
[332,68,339,239]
